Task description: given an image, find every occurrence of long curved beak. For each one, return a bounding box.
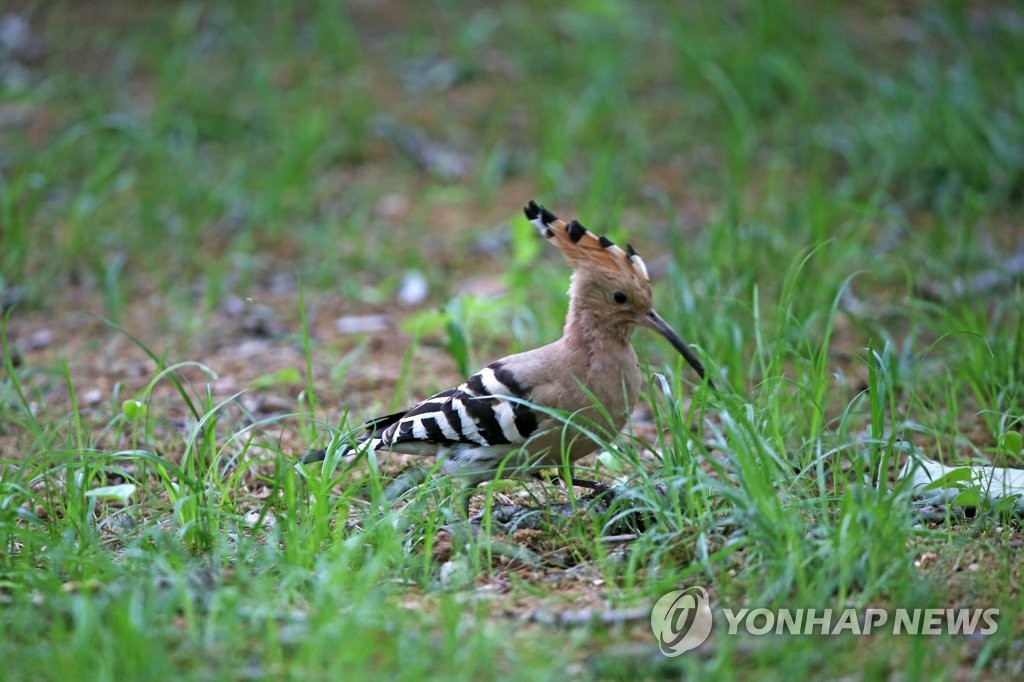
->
[644,310,715,389]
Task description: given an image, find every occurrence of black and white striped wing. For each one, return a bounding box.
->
[376,361,540,450]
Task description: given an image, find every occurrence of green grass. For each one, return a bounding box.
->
[2,1,1023,679]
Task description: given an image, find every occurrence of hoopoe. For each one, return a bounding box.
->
[302,201,712,486]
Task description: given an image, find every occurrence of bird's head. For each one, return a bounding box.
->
[524,200,712,387]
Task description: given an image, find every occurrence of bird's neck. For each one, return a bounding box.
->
[562,301,635,355]
[560,301,642,421]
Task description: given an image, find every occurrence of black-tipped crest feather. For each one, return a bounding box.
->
[567,220,587,243]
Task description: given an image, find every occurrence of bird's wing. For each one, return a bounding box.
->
[376,361,542,450]
[359,410,408,437]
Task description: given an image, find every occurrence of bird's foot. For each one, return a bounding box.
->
[541,472,617,499]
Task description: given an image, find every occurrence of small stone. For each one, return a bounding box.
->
[244,509,276,528]
[25,328,53,350]
[256,394,293,414]
[439,556,472,590]
[335,314,390,334]
[240,304,281,338]
[235,339,271,357]
[374,193,409,219]
[914,551,938,569]
[0,284,25,312]
[269,273,295,296]
[221,295,246,317]
[396,270,428,306]
[0,14,47,64]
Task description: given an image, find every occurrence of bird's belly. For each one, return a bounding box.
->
[439,444,521,484]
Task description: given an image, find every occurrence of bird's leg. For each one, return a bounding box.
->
[460,485,476,517]
[382,467,430,503]
[547,467,615,496]
[566,477,615,496]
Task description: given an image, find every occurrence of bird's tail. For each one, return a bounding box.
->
[299,436,381,464]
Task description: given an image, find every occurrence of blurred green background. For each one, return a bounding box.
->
[3,1,1021,312]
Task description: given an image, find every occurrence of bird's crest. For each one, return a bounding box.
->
[524,200,650,282]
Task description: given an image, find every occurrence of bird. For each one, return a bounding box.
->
[302,200,713,488]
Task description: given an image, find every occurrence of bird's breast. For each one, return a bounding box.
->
[582,349,642,429]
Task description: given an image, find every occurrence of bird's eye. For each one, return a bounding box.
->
[613,291,628,304]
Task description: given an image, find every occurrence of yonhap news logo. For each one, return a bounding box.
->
[651,587,999,656]
[650,586,714,656]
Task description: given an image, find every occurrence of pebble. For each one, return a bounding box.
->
[396,270,428,306]
[24,328,53,350]
[335,314,391,334]
[374,193,409,219]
